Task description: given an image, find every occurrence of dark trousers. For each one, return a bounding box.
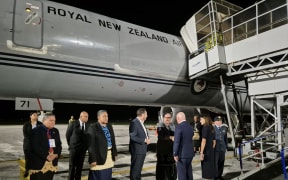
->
[24,154,29,174]
[88,168,112,180]
[30,171,54,180]
[68,148,86,180]
[215,151,225,179]
[130,154,146,180]
[176,157,193,180]
[156,163,177,180]
[156,153,176,180]
[23,137,30,172]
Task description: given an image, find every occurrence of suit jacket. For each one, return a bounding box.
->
[214,125,228,152]
[173,121,194,158]
[23,120,43,138]
[192,121,202,140]
[66,120,90,151]
[129,118,148,155]
[28,125,62,170]
[23,121,42,154]
[87,122,117,165]
[157,124,174,156]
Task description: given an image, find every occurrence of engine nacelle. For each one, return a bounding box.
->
[190,79,208,95]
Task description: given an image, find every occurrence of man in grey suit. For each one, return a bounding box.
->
[129,108,150,180]
[66,111,89,180]
[173,112,194,180]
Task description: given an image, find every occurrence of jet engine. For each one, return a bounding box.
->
[190,79,208,95]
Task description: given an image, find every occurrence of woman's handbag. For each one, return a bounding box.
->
[193,131,200,140]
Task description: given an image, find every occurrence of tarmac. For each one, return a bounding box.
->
[0,124,286,180]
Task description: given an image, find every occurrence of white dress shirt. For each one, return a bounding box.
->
[138,118,148,138]
[79,119,85,130]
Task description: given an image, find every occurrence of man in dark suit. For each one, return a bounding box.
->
[28,112,62,180]
[66,111,89,180]
[129,108,150,180]
[87,110,118,180]
[22,111,42,177]
[173,112,194,180]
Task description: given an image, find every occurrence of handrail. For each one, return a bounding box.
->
[281,147,288,180]
[242,130,281,144]
[238,131,283,175]
[221,2,287,45]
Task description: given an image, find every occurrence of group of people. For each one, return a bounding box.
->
[200,115,229,180]
[65,110,118,180]
[156,113,228,180]
[22,110,117,180]
[22,112,61,180]
[22,108,228,180]
[21,108,151,180]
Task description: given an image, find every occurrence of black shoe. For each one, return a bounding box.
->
[24,171,29,178]
[214,177,224,180]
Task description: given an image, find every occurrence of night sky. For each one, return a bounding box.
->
[48,0,255,36]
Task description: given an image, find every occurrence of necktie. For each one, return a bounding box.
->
[82,123,85,131]
[47,129,53,153]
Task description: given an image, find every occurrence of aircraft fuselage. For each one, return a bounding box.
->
[0,0,227,111]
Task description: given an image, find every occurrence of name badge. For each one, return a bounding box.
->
[49,139,56,148]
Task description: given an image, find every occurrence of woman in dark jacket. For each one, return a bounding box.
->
[199,115,216,180]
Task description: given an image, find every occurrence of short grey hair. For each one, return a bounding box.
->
[42,112,55,121]
[137,108,146,116]
[97,110,107,118]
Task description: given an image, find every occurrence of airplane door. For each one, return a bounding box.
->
[13,0,43,48]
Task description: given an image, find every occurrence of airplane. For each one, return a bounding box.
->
[2,0,288,179]
[0,0,280,148]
